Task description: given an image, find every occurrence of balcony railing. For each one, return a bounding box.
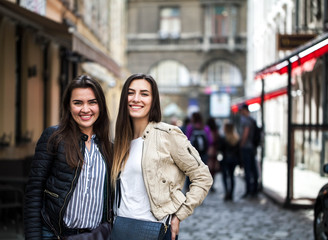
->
[127,33,246,52]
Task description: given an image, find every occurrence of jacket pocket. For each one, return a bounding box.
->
[44,189,59,198]
[171,189,186,207]
[187,147,201,166]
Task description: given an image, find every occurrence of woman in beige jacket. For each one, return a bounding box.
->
[111,73,213,240]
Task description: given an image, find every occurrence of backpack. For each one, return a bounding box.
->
[190,129,208,155]
[251,118,262,148]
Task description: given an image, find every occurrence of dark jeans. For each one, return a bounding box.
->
[42,223,93,239]
[42,221,174,239]
[42,224,57,239]
[220,160,237,197]
[241,148,259,195]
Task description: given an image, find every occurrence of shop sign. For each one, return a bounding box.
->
[277,34,316,51]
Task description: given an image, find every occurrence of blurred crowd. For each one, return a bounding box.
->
[177,103,261,201]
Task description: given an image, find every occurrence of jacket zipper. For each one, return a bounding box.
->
[41,207,61,239]
[100,150,110,222]
[56,141,109,234]
[106,170,110,222]
[58,163,79,235]
[187,147,201,166]
[140,141,150,204]
[140,138,156,211]
[44,189,59,198]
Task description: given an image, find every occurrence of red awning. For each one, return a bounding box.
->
[255,33,328,80]
[231,88,287,113]
[231,33,328,113]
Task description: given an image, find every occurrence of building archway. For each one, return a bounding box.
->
[201,60,243,89]
[149,60,191,87]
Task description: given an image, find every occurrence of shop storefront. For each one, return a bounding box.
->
[232,33,328,207]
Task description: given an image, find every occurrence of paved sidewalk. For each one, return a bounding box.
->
[262,160,328,207]
[179,172,314,240]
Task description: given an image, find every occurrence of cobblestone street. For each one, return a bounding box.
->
[0,173,315,240]
[179,173,313,240]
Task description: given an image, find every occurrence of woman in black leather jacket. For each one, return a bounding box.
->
[24,75,113,239]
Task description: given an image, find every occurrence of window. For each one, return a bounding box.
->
[210,5,237,43]
[159,7,181,39]
[149,60,190,87]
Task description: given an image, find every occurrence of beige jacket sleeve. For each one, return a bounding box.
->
[169,126,213,221]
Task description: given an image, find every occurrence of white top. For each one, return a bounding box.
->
[117,137,158,222]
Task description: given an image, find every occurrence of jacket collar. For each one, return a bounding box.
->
[142,121,173,140]
[80,133,99,144]
[142,122,156,140]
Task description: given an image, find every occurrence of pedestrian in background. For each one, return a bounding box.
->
[186,112,212,165]
[110,73,213,240]
[180,116,190,135]
[219,122,240,201]
[184,112,212,190]
[205,117,220,192]
[24,75,113,239]
[239,103,259,198]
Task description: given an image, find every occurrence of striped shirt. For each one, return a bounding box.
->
[63,135,106,229]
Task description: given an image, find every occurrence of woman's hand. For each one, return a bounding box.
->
[170,214,180,240]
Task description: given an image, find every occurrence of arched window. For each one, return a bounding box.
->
[201,60,242,87]
[149,60,190,87]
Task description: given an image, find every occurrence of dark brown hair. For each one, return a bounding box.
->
[191,112,204,129]
[111,73,161,187]
[49,75,112,167]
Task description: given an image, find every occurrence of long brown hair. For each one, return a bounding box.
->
[224,123,239,146]
[49,75,113,168]
[111,73,161,188]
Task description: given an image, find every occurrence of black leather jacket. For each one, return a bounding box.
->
[24,126,112,239]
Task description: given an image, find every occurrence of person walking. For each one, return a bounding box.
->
[24,75,113,239]
[219,123,240,201]
[205,117,220,192]
[184,112,212,190]
[239,103,259,198]
[110,73,213,240]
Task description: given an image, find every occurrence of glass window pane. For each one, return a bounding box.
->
[160,7,181,38]
[213,6,228,36]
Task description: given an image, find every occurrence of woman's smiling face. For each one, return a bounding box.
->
[127,79,152,122]
[70,87,99,133]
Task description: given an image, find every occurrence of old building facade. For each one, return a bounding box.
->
[0,0,126,173]
[126,0,247,122]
